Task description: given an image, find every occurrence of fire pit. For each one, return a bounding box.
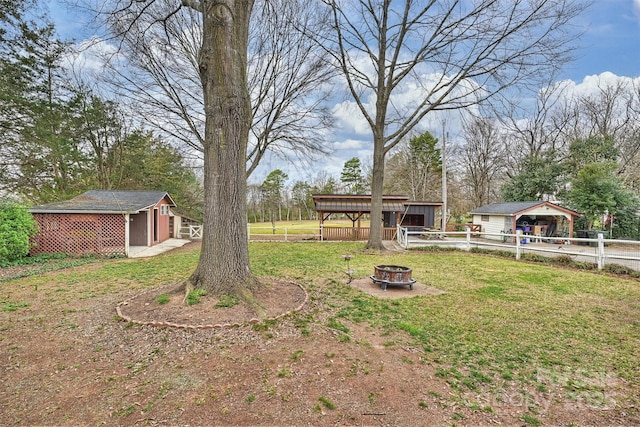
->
[371,265,416,291]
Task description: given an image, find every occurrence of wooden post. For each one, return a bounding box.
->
[124,213,130,258]
[597,233,605,270]
[441,120,447,232]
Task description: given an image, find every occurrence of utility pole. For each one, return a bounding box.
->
[441,120,447,232]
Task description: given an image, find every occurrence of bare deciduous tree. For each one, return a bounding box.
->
[100,0,332,176]
[496,80,572,170]
[101,0,257,296]
[384,131,442,201]
[458,117,506,207]
[185,0,257,295]
[579,77,635,140]
[246,0,334,176]
[620,81,640,190]
[573,77,640,186]
[319,0,587,249]
[102,3,204,158]
[512,75,640,191]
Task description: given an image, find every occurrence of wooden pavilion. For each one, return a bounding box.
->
[312,194,442,241]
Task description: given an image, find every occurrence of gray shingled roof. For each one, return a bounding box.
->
[29,190,176,214]
[468,201,546,215]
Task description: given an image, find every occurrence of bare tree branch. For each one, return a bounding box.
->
[98,0,333,178]
[315,0,588,249]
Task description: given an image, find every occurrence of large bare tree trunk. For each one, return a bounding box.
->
[188,0,259,297]
[366,135,386,250]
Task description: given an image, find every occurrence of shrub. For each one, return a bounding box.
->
[553,255,574,265]
[572,261,597,270]
[411,246,462,253]
[0,202,38,263]
[603,263,634,276]
[521,253,547,263]
[470,248,516,258]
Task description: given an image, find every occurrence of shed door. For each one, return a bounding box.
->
[153,208,159,242]
[130,212,148,246]
[504,217,512,233]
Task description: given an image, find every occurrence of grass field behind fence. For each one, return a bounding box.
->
[248,219,372,235]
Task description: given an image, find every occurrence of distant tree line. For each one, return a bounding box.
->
[455,77,640,239]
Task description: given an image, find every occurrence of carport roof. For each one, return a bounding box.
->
[469,201,580,217]
[29,190,176,214]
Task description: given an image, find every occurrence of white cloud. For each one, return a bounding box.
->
[327,71,640,187]
[62,37,120,79]
[331,100,371,137]
[333,138,369,150]
[634,0,640,22]
[554,71,640,100]
[330,71,482,141]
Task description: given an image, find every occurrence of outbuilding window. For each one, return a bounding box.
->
[160,205,170,215]
[401,214,425,227]
[481,215,490,221]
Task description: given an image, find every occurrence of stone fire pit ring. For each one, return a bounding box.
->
[371,265,416,291]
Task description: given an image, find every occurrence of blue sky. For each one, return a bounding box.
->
[47,0,640,82]
[45,0,640,183]
[560,0,640,81]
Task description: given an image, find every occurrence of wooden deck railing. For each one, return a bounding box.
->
[445,223,481,233]
[322,227,397,241]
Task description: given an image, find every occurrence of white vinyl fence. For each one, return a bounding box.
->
[247,224,321,242]
[179,225,202,239]
[397,226,640,272]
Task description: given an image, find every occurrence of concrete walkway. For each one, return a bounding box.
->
[128,238,192,258]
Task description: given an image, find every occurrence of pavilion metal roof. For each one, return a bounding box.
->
[313,194,409,213]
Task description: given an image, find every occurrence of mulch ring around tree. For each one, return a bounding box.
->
[116,278,308,329]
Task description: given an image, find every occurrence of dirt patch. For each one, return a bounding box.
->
[117,277,441,329]
[348,277,445,299]
[118,279,308,327]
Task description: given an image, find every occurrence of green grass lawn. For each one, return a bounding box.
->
[3,241,639,416]
[249,242,640,398]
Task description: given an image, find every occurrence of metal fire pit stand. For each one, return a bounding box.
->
[370,265,416,291]
[370,275,416,291]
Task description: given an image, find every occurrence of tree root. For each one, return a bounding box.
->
[181,275,265,313]
[182,280,195,306]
